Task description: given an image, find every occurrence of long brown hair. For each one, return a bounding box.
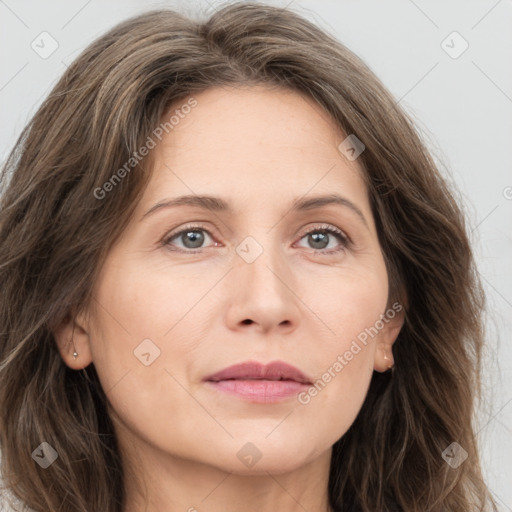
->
[0,2,497,511]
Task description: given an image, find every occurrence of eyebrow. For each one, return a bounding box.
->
[140,193,369,227]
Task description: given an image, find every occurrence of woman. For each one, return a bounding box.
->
[0,2,498,511]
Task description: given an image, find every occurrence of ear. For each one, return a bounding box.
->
[52,309,93,370]
[373,303,405,373]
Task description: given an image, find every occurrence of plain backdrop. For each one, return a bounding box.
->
[1,0,511,510]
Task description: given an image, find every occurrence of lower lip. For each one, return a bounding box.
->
[206,379,310,403]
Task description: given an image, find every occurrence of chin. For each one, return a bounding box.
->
[196,434,329,476]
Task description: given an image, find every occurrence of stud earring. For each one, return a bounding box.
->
[383,353,394,370]
[73,351,78,359]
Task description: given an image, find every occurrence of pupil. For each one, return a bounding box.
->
[310,232,328,249]
[184,230,204,248]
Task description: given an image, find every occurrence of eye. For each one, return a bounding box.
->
[163,224,218,253]
[162,223,350,255]
[295,224,349,254]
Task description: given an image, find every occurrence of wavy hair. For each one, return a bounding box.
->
[0,2,497,511]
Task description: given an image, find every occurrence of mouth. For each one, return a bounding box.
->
[203,360,312,403]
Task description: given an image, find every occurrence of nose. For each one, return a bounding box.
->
[223,239,302,335]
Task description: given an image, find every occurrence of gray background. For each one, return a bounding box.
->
[1,0,511,509]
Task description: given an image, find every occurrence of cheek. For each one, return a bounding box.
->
[295,263,388,430]
[90,257,211,347]
[85,257,208,400]
[85,259,213,457]
[307,259,389,349]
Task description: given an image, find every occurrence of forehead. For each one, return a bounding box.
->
[141,85,369,215]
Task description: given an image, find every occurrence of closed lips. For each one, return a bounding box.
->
[204,360,312,385]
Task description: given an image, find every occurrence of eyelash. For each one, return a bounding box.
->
[162,223,351,255]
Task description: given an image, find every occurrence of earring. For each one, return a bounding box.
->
[383,353,394,370]
[70,339,78,359]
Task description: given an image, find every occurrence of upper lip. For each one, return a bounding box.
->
[204,360,312,385]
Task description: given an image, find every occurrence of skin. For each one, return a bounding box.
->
[54,85,404,512]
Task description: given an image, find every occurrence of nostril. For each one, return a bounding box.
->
[242,319,253,325]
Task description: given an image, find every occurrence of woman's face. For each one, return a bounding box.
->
[58,85,402,475]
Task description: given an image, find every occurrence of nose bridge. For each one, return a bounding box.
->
[235,229,290,293]
[227,228,300,331]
